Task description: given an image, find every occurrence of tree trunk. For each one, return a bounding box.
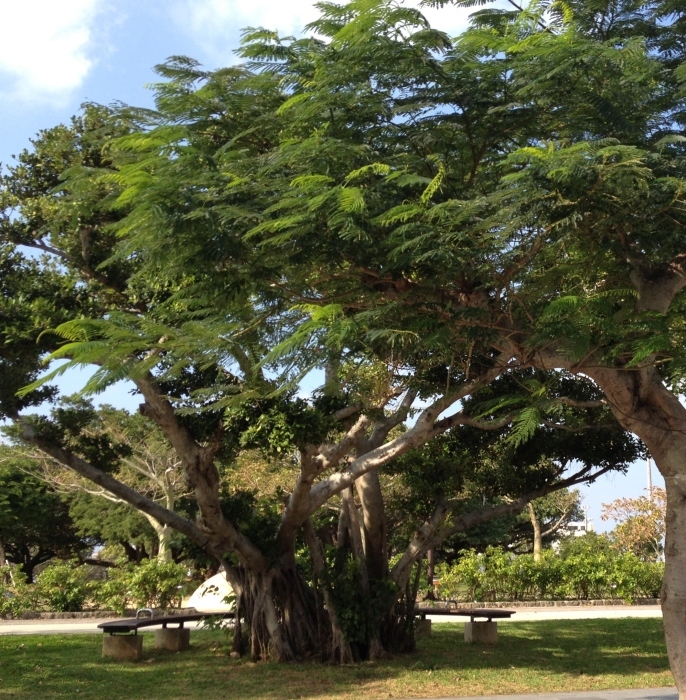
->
[528,502,543,562]
[662,474,686,698]
[0,537,6,567]
[354,471,388,581]
[143,514,173,563]
[229,564,329,662]
[157,526,173,562]
[344,486,387,660]
[573,363,686,697]
[425,548,436,599]
[303,520,354,663]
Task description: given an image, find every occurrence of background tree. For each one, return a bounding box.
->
[0,454,85,581]
[18,402,189,562]
[526,491,583,562]
[602,488,666,561]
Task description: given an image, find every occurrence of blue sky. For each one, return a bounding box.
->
[0,0,661,531]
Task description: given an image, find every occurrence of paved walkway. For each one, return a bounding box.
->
[424,605,662,623]
[412,688,679,700]
[0,605,663,635]
[0,617,209,635]
[408,690,677,700]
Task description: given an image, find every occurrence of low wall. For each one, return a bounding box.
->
[15,607,198,620]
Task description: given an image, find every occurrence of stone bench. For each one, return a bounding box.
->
[98,609,235,660]
[415,606,515,644]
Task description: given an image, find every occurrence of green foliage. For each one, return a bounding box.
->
[438,538,664,603]
[91,559,191,614]
[1,561,90,616]
[33,561,90,613]
[0,457,85,581]
[0,565,35,618]
[69,494,158,561]
[323,546,398,645]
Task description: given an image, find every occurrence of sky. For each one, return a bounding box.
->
[0,0,662,532]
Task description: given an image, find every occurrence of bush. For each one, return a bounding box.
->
[2,558,193,616]
[438,536,664,603]
[91,568,132,615]
[34,561,90,612]
[92,559,191,613]
[126,559,190,610]
[0,565,36,618]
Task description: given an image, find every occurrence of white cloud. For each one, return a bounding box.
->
[174,0,474,64]
[173,0,321,62]
[0,0,102,102]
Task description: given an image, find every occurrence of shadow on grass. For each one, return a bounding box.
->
[0,619,673,700]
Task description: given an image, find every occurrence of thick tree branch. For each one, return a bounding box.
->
[134,375,267,570]
[391,501,449,590]
[392,461,620,590]
[541,509,571,538]
[308,368,504,514]
[631,254,686,313]
[333,403,364,422]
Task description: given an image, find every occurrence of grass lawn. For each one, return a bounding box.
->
[0,619,674,700]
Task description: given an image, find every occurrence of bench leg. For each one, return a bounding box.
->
[464,621,498,644]
[102,634,143,661]
[416,619,432,639]
[155,627,191,652]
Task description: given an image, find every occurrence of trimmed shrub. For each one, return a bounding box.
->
[34,561,90,612]
[92,559,190,613]
[438,537,664,602]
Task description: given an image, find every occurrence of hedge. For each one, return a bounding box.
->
[438,540,663,603]
[0,559,192,617]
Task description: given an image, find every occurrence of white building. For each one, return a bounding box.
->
[562,520,594,537]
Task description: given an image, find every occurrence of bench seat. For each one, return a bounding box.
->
[414,607,515,644]
[98,611,234,660]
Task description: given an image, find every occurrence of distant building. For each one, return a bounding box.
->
[562,520,594,537]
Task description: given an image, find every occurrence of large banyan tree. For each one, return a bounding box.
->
[2,0,686,688]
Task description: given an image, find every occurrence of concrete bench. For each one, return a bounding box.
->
[415,606,515,644]
[98,609,235,660]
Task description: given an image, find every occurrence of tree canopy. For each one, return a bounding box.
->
[2,0,686,684]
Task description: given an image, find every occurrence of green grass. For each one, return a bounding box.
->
[0,619,674,699]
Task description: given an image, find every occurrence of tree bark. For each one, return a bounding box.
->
[344,486,387,660]
[143,514,173,563]
[528,502,543,562]
[662,475,686,697]
[354,471,388,581]
[426,548,436,599]
[303,519,354,663]
[539,357,686,697]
